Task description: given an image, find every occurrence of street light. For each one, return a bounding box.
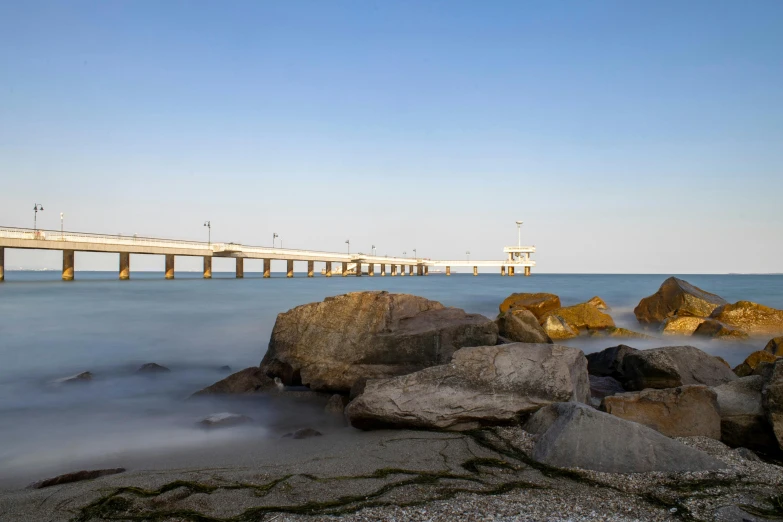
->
[413,248,417,259]
[204,221,211,245]
[33,204,44,231]
[516,220,523,248]
[371,244,376,256]
[345,239,350,254]
[273,232,278,247]
[60,212,64,238]
[466,250,470,262]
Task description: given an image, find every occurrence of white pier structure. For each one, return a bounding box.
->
[0,226,535,281]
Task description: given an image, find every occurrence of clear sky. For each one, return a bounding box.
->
[1,1,781,273]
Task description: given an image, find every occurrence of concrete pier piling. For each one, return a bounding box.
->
[500,266,505,276]
[417,264,423,276]
[236,258,244,279]
[409,265,414,276]
[525,266,531,276]
[446,266,450,276]
[424,266,429,275]
[391,265,397,276]
[120,253,131,280]
[355,263,362,277]
[202,256,211,279]
[473,266,478,276]
[286,260,293,278]
[399,265,405,276]
[509,266,515,276]
[368,264,374,276]
[307,260,314,277]
[325,261,332,277]
[164,254,175,279]
[381,264,386,276]
[263,259,271,278]
[342,262,349,276]
[63,250,75,281]
[0,247,4,282]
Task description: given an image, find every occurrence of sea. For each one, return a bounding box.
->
[0,271,781,488]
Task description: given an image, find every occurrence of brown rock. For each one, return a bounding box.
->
[713,376,778,452]
[587,327,656,340]
[542,303,615,332]
[191,367,277,397]
[763,359,783,450]
[601,385,721,439]
[660,316,707,336]
[29,468,125,489]
[693,319,750,340]
[710,301,783,336]
[634,277,727,326]
[587,296,610,310]
[497,309,552,344]
[541,315,578,340]
[766,337,783,356]
[498,292,561,320]
[325,394,348,415]
[622,345,737,391]
[733,351,780,378]
[260,292,498,393]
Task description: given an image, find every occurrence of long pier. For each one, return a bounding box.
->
[0,226,535,281]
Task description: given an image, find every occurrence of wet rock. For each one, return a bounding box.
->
[589,375,625,400]
[524,402,725,473]
[28,468,126,489]
[601,385,721,439]
[191,367,278,397]
[136,363,171,373]
[713,376,778,452]
[634,277,727,326]
[261,291,498,393]
[660,316,707,336]
[282,428,323,439]
[541,315,578,340]
[325,394,348,415]
[218,365,232,372]
[586,344,638,381]
[693,319,749,340]
[765,337,783,356]
[763,359,783,450]
[587,296,610,310]
[622,345,737,391]
[541,303,615,332]
[498,292,561,320]
[733,351,779,378]
[587,327,656,340]
[497,309,552,344]
[709,301,783,336]
[198,412,253,428]
[53,371,93,384]
[347,343,589,431]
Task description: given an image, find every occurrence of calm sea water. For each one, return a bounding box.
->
[0,271,781,487]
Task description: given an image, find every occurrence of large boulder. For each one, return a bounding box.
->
[634,277,727,326]
[587,327,656,340]
[541,303,615,332]
[497,309,552,344]
[587,296,610,310]
[524,402,725,473]
[622,345,737,391]
[660,316,707,336]
[261,292,498,393]
[346,343,590,431]
[586,344,638,381]
[498,292,561,320]
[541,315,578,340]
[709,301,783,336]
[765,337,783,356]
[733,351,779,378]
[191,367,278,397]
[763,359,783,450]
[589,375,625,400]
[713,376,778,452]
[693,319,749,340]
[601,385,721,439]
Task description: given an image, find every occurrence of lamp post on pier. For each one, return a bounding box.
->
[466,251,470,262]
[204,221,211,245]
[33,204,44,231]
[371,245,376,256]
[413,248,417,259]
[516,220,523,248]
[273,233,278,247]
[60,212,64,238]
[345,239,350,254]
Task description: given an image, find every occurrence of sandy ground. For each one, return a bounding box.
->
[1,425,782,522]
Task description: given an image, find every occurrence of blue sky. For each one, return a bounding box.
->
[1,1,781,273]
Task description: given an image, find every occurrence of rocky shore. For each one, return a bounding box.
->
[3,277,783,521]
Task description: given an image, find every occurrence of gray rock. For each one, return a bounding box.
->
[28,468,125,489]
[136,363,170,373]
[497,309,552,344]
[601,385,721,439]
[325,394,348,415]
[762,359,783,450]
[524,402,725,473]
[53,371,93,384]
[198,412,253,428]
[586,344,638,381]
[713,376,777,451]
[282,428,323,439]
[261,291,498,393]
[622,345,737,391]
[191,367,278,397]
[346,343,590,431]
[589,375,625,399]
